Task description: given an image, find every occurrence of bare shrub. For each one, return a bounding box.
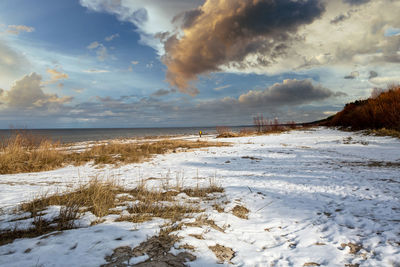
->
[253,115,286,133]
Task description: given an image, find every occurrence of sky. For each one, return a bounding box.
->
[0,0,399,129]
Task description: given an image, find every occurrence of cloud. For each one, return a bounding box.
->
[87,41,100,49]
[87,41,108,61]
[238,79,340,107]
[82,69,110,73]
[162,0,325,95]
[369,76,400,86]
[368,71,378,79]
[151,89,171,97]
[44,68,69,84]
[330,9,355,24]
[0,73,73,110]
[80,0,400,96]
[2,25,35,35]
[79,0,203,52]
[214,85,231,91]
[72,88,85,93]
[0,42,30,79]
[344,71,359,79]
[105,33,119,41]
[343,0,370,6]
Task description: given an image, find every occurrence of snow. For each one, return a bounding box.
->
[1,127,399,266]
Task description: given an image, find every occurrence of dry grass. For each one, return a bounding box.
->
[232,205,249,219]
[216,126,258,138]
[20,178,120,217]
[364,128,400,139]
[121,203,202,223]
[0,133,228,174]
[0,133,64,174]
[1,177,225,246]
[185,215,225,232]
[209,244,235,264]
[216,126,239,138]
[117,179,224,223]
[0,179,120,245]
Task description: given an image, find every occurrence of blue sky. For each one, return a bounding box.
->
[0,0,399,128]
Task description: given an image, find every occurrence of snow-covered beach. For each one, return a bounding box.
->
[0,127,399,266]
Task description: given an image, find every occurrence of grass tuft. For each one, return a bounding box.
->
[20,178,120,217]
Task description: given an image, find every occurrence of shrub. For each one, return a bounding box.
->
[326,85,400,130]
[253,115,286,133]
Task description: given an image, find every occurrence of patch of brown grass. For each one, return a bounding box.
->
[209,244,235,264]
[364,128,400,139]
[20,178,120,217]
[0,133,64,174]
[341,242,363,254]
[303,262,321,266]
[185,215,225,232]
[1,175,226,247]
[232,205,249,219]
[216,126,239,138]
[216,126,256,138]
[0,133,228,174]
[183,184,224,198]
[117,180,223,223]
[0,179,121,246]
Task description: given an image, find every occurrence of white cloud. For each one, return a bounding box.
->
[369,76,400,87]
[82,69,110,73]
[0,42,30,85]
[214,85,231,91]
[79,0,203,53]
[0,73,72,110]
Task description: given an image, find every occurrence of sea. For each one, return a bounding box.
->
[0,126,252,144]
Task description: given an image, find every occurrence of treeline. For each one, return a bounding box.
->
[325,85,400,130]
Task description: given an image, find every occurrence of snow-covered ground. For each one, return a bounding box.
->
[0,127,399,266]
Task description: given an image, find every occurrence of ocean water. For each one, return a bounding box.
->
[0,126,252,144]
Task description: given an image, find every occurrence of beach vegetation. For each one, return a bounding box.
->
[0,133,228,174]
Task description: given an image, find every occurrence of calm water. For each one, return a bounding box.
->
[0,126,252,144]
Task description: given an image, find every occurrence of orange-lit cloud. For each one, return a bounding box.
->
[162,0,325,95]
[44,68,69,85]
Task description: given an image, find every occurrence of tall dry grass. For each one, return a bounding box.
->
[20,178,120,217]
[0,133,228,174]
[0,133,64,174]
